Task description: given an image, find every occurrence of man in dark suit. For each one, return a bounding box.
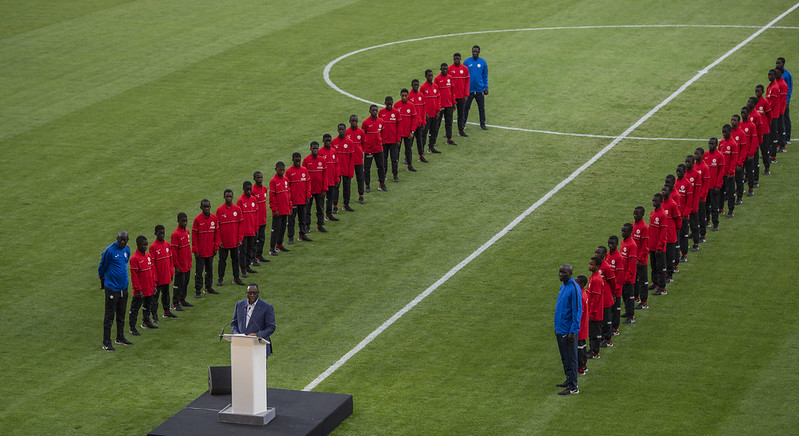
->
[230,284,275,356]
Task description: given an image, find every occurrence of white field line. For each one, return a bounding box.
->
[322,24,797,142]
[304,10,799,392]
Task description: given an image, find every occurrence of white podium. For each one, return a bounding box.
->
[218,334,275,425]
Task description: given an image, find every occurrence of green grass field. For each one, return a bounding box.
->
[2,0,798,434]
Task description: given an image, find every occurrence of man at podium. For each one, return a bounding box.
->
[230,284,275,356]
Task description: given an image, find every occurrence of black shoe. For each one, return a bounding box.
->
[654,289,667,296]
[300,234,313,242]
[691,245,699,252]
[378,184,388,192]
[711,226,719,232]
[358,197,365,204]
[205,287,219,294]
[333,206,339,214]
[245,268,258,274]
[419,155,429,163]
[251,259,260,267]
[365,185,371,193]
[680,255,687,263]
[115,337,133,346]
[129,327,141,336]
[735,200,742,205]
[269,249,279,256]
[286,237,294,245]
[326,214,340,222]
[277,246,290,252]
[393,176,400,183]
[623,317,636,324]
[556,382,568,388]
[620,312,631,318]
[635,303,648,310]
[102,342,116,351]
[241,270,248,278]
[727,212,734,218]
[233,277,246,286]
[257,256,269,262]
[447,139,457,145]
[141,321,158,329]
[458,130,468,137]
[407,165,417,172]
[317,226,328,233]
[171,304,184,312]
[216,279,223,287]
[344,204,355,211]
[163,311,178,319]
[747,190,754,197]
[180,300,194,307]
[480,124,488,130]
[648,284,656,290]
[151,314,159,324]
[558,388,579,395]
[428,147,441,154]
[194,292,203,299]
[764,169,771,175]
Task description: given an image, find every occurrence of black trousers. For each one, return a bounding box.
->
[414,125,427,155]
[441,105,454,140]
[455,97,466,132]
[326,183,339,212]
[402,136,414,165]
[589,320,603,355]
[622,283,635,318]
[383,143,400,176]
[635,263,648,303]
[723,175,735,213]
[341,176,352,206]
[697,200,707,237]
[753,145,762,183]
[173,270,189,304]
[707,189,720,226]
[577,339,587,370]
[194,255,213,292]
[784,103,791,142]
[611,296,621,330]
[744,158,755,190]
[650,250,666,289]
[289,203,309,238]
[363,152,386,186]
[255,224,266,258]
[680,217,690,255]
[465,91,486,126]
[270,214,288,248]
[354,163,365,196]
[218,246,240,280]
[306,194,324,228]
[426,115,441,147]
[556,333,578,391]
[153,284,170,315]
[734,166,744,201]
[129,294,153,326]
[103,289,128,343]
[239,235,255,270]
[665,242,676,278]
[689,212,700,245]
[602,306,613,341]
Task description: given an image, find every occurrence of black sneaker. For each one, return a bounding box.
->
[129,327,141,336]
[269,249,279,256]
[277,245,290,252]
[378,184,388,192]
[727,212,734,218]
[365,185,371,193]
[446,139,457,145]
[216,279,223,287]
[680,255,687,263]
[480,124,488,130]
[393,176,400,183]
[194,292,202,299]
[241,270,248,278]
[233,277,246,286]
[620,312,630,318]
[712,226,719,232]
[558,388,579,395]
[333,206,339,214]
[344,204,355,212]
[163,311,178,319]
[317,226,328,233]
[102,342,116,351]
[407,165,417,172]
[326,214,339,222]
[151,314,159,324]
[180,300,194,307]
[623,317,636,324]
[691,245,699,252]
[115,337,133,346]
[141,321,158,329]
[358,196,365,204]
[556,382,568,388]
[171,304,184,312]
[286,237,294,245]
[635,303,649,310]
[458,130,468,137]
[428,147,441,154]
[653,289,667,296]
[735,199,742,205]
[419,155,429,163]
[205,287,219,294]
[747,190,754,197]
[251,259,260,267]
[300,234,313,242]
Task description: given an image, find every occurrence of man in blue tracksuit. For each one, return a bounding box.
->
[98,231,132,351]
[463,45,488,130]
[777,57,792,145]
[554,264,582,395]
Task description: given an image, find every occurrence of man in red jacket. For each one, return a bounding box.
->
[320,133,341,221]
[332,123,356,211]
[216,189,245,286]
[237,181,259,276]
[594,245,615,347]
[149,225,178,321]
[718,124,739,218]
[252,171,269,263]
[620,223,638,323]
[683,155,702,252]
[674,164,694,264]
[586,257,604,359]
[170,212,193,310]
[269,161,292,256]
[379,96,402,183]
[449,52,470,137]
[409,79,429,163]
[395,89,418,172]
[660,183,681,282]
[192,199,220,298]
[704,138,725,232]
[575,274,590,374]
[435,63,457,146]
[739,107,758,196]
[649,194,669,296]
[632,206,650,310]
[304,142,329,233]
[345,115,367,204]
[606,236,624,335]
[130,235,157,333]
[730,115,748,205]
[421,69,442,154]
[287,152,312,243]
[693,147,710,241]
[361,105,387,192]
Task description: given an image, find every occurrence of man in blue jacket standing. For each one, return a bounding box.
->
[98,231,132,351]
[231,284,276,357]
[464,45,489,130]
[554,264,581,395]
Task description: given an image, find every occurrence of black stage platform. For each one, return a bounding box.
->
[149,388,353,436]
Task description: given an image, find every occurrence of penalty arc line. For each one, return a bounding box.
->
[303,5,799,392]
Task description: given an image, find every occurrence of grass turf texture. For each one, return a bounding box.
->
[1,0,798,434]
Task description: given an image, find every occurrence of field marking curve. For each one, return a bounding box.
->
[322,24,797,143]
[305,8,799,392]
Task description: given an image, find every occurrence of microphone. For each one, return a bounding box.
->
[218,323,227,340]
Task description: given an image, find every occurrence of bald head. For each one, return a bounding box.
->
[116,231,129,249]
[559,264,573,283]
